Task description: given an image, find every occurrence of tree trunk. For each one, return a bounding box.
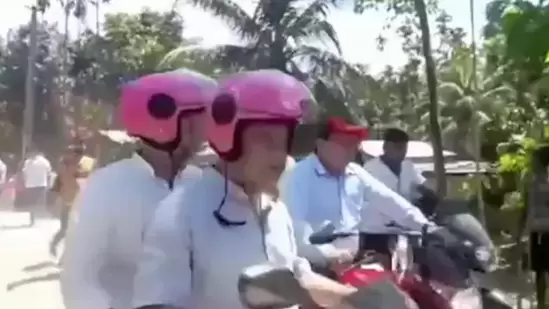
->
[57,7,72,141]
[413,0,447,196]
[95,1,100,34]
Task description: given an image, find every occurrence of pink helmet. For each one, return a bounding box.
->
[208,69,313,160]
[119,69,218,149]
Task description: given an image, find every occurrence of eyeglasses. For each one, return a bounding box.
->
[213,174,246,227]
[213,199,246,227]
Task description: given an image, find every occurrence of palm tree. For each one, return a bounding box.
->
[90,0,112,34]
[165,0,359,114]
[427,49,514,156]
[36,0,112,135]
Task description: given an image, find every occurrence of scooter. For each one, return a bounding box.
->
[310,226,455,309]
[238,263,413,309]
[309,211,513,309]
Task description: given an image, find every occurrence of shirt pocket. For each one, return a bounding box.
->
[306,178,340,224]
[342,176,364,219]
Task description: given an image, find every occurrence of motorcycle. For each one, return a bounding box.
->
[238,263,412,309]
[308,204,513,309]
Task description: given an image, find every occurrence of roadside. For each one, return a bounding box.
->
[0,211,64,309]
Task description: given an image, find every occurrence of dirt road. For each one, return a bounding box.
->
[0,211,63,309]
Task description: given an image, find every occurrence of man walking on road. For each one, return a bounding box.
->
[49,142,95,257]
[19,149,52,227]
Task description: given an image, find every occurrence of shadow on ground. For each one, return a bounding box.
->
[22,261,58,273]
[0,208,58,230]
[5,271,60,291]
[0,224,32,231]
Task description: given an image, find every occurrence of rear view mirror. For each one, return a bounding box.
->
[309,223,337,244]
[238,264,312,309]
[309,223,357,245]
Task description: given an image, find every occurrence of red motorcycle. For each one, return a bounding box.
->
[309,224,494,309]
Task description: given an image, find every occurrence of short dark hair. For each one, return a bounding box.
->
[383,128,409,143]
[316,120,331,140]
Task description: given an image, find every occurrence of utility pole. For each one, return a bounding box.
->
[22,6,38,160]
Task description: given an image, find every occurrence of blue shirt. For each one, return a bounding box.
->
[283,154,430,264]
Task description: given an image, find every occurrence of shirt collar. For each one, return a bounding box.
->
[379,155,402,176]
[311,154,355,176]
[131,153,157,178]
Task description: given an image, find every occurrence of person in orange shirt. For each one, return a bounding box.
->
[49,143,96,257]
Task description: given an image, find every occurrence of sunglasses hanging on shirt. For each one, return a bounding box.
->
[213,200,247,227]
[213,165,246,227]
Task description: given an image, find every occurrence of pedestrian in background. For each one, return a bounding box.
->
[49,143,96,257]
[0,156,7,188]
[18,148,52,226]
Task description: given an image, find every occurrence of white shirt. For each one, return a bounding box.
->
[0,158,6,186]
[133,167,311,309]
[60,154,203,309]
[22,154,51,188]
[364,157,426,202]
[284,155,430,264]
[278,156,296,198]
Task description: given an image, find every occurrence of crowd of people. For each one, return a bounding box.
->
[30,68,441,309]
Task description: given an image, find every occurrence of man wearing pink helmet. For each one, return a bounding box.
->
[60,69,218,309]
[132,70,359,309]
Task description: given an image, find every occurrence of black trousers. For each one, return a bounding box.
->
[530,232,549,309]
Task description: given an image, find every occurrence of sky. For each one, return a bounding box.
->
[0,0,490,73]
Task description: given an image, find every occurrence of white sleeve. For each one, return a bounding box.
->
[363,159,377,174]
[60,174,112,309]
[277,200,313,277]
[0,164,6,185]
[282,167,338,266]
[408,161,426,185]
[21,160,29,174]
[133,187,192,308]
[356,168,431,232]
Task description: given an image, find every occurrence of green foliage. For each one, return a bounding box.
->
[70,9,186,97]
[0,22,61,135]
[164,0,361,117]
[353,0,439,14]
[493,131,549,215]
[103,10,184,75]
[501,2,549,84]
[0,7,213,154]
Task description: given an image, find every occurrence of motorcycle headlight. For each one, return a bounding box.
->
[451,287,483,309]
[474,247,492,263]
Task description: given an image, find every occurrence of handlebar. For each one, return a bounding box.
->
[238,263,413,309]
[309,232,356,245]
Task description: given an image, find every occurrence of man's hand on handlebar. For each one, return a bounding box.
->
[299,269,357,309]
[327,249,355,272]
[424,225,460,247]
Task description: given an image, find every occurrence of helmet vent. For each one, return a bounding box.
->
[211,93,237,125]
[147,93,176,119]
